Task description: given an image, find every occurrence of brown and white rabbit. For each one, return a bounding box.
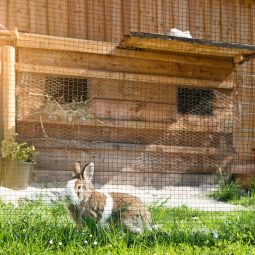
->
[65,161,155,233]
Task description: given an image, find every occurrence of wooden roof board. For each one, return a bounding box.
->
[119,32,255,61]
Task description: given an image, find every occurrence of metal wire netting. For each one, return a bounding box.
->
[0,0,254,253]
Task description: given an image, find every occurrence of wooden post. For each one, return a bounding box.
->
[1,46,16,141]
[0,47,2,142]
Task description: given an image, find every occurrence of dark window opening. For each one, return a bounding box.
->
[46,76,88,103]
[178,87,213,115]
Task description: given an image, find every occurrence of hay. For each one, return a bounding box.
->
[28,92,102,124]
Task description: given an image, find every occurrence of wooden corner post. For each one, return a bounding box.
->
[1,46,16,141]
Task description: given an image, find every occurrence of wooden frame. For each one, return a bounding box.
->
[0,29,253,183]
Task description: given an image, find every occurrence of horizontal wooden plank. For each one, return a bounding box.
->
[30,169,71,183]
[90,79,177,104]
[231,164,255,174]
[18,123,233,147]
[35,142,221,156]
[16,32,233,68]
[90,79,233,106]
[17,107,233,132]
[31,169,217,186]
[31,144,225,175]
[89,99,176,122]
[18,48,232,80]
[16,63,234,89]
[120,33,255,58]
[0,29,19,40]
[145,144,220,156]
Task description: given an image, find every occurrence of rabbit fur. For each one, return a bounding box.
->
[65,161,155,233]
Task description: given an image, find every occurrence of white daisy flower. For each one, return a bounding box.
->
[212,231,219,239]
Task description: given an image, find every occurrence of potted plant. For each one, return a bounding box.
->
[0,139,38,189]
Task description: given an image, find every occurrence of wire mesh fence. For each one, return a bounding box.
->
[0,0,255,253]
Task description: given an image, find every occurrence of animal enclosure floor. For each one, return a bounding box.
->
[0,184,245,212]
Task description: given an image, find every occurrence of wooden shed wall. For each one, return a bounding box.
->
[0,0,254,182]
[14,43,235,184]
[0,0,254,45]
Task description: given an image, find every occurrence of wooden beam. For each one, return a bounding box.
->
[18,48,232,80]
[17,117,233,133]
[16,32,233,68]
[27,138,222,156]
[145,144,219,156]
[16,63,234,89]
[120,33,255,58]
[1,46,16,141]
[0,29,19,41]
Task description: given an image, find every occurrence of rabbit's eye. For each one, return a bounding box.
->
[77,185,82,190]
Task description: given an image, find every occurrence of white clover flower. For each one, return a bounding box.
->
[59,242,63,246]
[212,231,219,239]
[49,240,53,245]
[93,241,98,246]
[90,234,93,237]
[85,240,88,244]
[192,216,198,220]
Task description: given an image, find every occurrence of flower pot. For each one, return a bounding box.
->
[0,160,35,189]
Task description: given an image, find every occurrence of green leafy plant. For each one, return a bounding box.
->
[210,181,244,202]
[1,139,38,163]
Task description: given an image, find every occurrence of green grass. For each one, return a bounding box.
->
[209,180,255,207]
[0,201,255,254]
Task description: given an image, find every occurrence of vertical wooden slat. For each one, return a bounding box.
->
[130,0,140,32]
[87,0,106,41]
[239,0,252,162]
[139,0,159,33]
[48,0,68,37]
[8,0,30,32]
[172,0,178,29]
[211,0,221,41]
[174,0,189,31]
[234,0,241,43]
[203,0,212,40]
[221,0,236,43]
[163,0,174,35]
[144,0,158,33]
[188,0,196,37]
[68,0,87,39]
[0,0,8,28]
[122,0,131,35]
[105,0,113,41]
[221,0,228,42]
[29,0,48,35]
[189,0,204,39]
[157,0,164,34]
[95,0,106,41]
[1,46,16,141]
[251,1,255,83]
[87,0,95,40]
[0,47,2,142]
[240,0,251,44]
[111,0,122,42]
[139,0,146,32]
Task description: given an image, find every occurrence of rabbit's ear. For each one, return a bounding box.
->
[74,161,81,175]
[82,162,94,182]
